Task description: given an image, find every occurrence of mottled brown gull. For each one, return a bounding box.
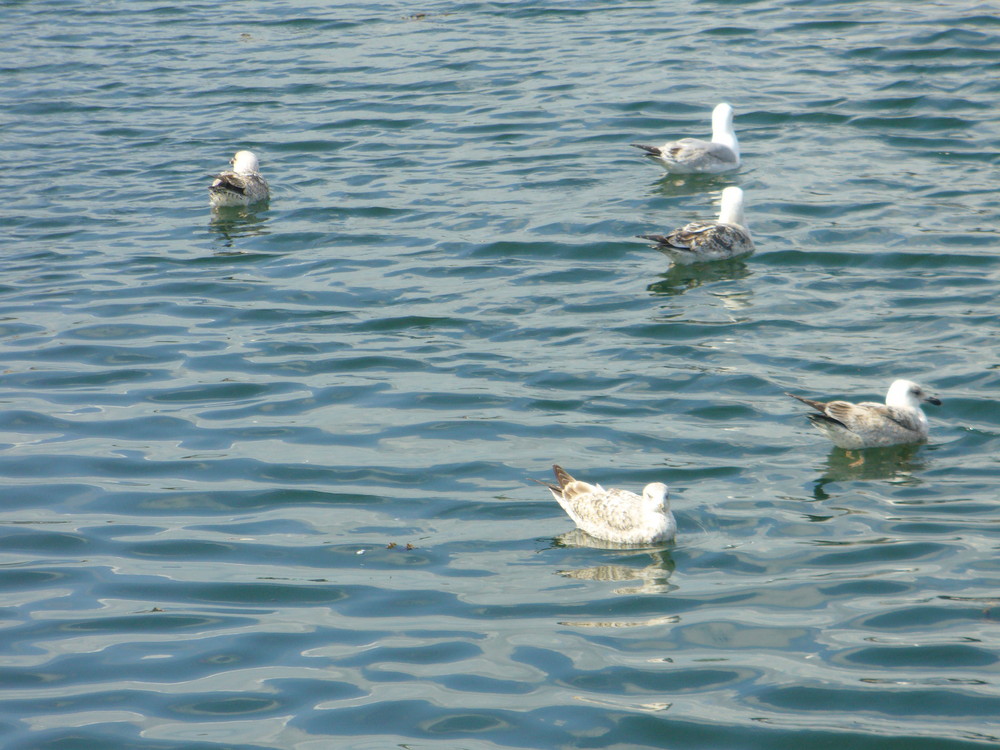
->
[536,465,676,545]
[787,379,941,449]
[631,102,740,174]
[209,150,270,208]
[638,186,753,263]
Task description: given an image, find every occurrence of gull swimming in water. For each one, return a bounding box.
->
[209,150,270,208]
[638,186,754,263]
[537,465,676,545]
[631,102,740,173]
[786,379,941,449]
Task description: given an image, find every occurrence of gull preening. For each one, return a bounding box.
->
[537,465,676,545]
[631,102,740,174]
[209,150,270,208]
[787,379,941,449]
[639,186,754,263]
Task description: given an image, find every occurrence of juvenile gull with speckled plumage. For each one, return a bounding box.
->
[209,150,270,208]
[631,102,740,174]
[787,379,941,449]
[639,186,753,263]
[537,465,676,545]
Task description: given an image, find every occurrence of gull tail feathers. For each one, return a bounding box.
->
[552,464,575,490]
[630,143,662,156]
[785,392,828,412]
[530,478,561,494]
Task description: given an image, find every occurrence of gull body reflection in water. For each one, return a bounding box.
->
[812,443,928,501]
[208,205,272,250]
[647,257,751,297]
[552,528,676,598]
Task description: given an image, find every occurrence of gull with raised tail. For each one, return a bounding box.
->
[786,379,942,449]
[631,102,740,174]
[209,150,270,208]
[536,465,676,545]
[639,186,753,263]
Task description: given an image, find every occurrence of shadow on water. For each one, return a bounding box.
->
[208,205,271,248]
[646,257,752,297]
[550,529,676,596]
[812,442,927,500]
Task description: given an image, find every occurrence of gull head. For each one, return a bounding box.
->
[712,102,734,130]
[641,482,670,514]
[711,102,738,155]
[230,150,261,175]
[886,379,941,409]
[718,186,746,228]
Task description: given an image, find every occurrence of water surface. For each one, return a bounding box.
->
[3,1,1000,748]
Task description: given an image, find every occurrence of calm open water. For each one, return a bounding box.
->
[3,1,1000,748]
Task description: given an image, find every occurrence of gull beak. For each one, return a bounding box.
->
[926,396,942,406]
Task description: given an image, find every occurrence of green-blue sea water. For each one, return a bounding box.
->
[3,1,1000,748]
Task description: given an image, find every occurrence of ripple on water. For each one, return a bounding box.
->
[2,1,1000,749]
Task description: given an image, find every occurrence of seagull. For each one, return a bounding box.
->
[638,186,754,263]
[536,465,676,545]
[631,102,740,173]
[209,150,270,208]
[786,379,942,449]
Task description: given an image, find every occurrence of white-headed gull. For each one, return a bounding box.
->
[537,465,676,545]
[639,186,753,263]
[209,150,270,207]
[632,103,740,173]
[787,379,941,449]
